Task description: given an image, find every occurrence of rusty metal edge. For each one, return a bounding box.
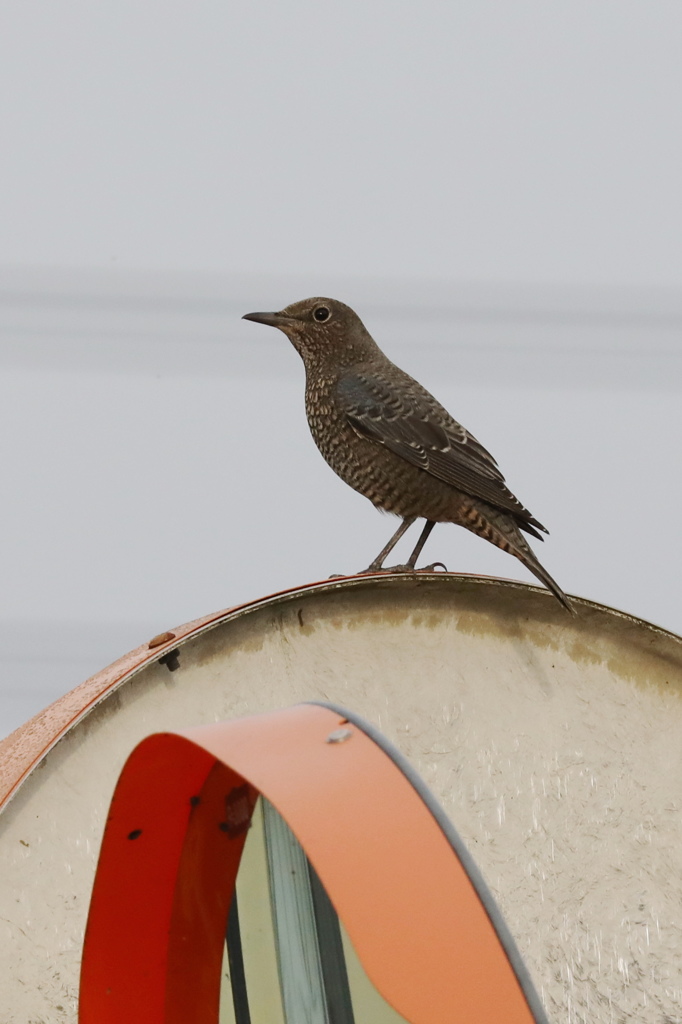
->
[1,571,679,814]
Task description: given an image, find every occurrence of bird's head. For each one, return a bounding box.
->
[243,297,379,369]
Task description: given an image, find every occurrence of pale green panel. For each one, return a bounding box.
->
[262,797,328,1024]
[340,922,409,1024]
[236,798,287,1024]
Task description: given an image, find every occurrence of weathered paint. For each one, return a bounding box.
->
[1,572,681,1023]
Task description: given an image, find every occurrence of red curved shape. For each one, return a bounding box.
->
[80,704,540,1024]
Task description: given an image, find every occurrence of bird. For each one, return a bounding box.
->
[243,297,572,612]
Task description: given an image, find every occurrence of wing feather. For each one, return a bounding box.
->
[338,368,548,535]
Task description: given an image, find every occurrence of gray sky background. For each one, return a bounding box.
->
[1,2,681,735]
[2,1,682,284]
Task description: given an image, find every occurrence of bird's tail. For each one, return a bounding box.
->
[517,546,575,614]
[465,501,575,613]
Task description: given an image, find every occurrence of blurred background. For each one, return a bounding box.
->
[1,1,681,735]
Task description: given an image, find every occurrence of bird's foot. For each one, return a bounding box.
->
[330,569,401,578]
[356,561,446,577]
[379,561,449,574]
[356,563,412,575]
[356,561,447,575]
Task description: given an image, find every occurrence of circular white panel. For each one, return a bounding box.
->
[0,575,680,1023]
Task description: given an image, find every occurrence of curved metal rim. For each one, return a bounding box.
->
[2,570,680,811]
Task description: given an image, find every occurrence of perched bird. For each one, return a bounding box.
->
[243,297,572,611]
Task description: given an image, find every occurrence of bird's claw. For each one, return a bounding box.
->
[356,564,411,575]
[355,561,448,575]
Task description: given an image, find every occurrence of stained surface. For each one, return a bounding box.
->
[0,575,681,1023]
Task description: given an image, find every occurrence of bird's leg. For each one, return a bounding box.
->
[361,516,417,573]
[405,520,436,568]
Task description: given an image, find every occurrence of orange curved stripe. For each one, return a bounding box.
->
[80,704,539,1024]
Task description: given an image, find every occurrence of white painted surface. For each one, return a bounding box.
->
[1,577,681,1023]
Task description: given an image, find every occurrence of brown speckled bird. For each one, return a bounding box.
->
[243,297,572,611]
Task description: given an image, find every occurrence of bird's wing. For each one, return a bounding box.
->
[337,368,548,534]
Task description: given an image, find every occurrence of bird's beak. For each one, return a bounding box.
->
[242,310,293,328]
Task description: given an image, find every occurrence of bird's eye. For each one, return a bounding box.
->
[313,305,331,322]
